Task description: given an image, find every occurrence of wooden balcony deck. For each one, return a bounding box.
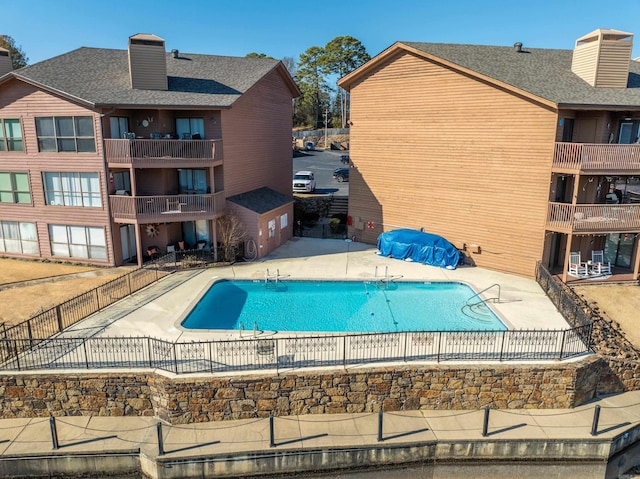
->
[109,192,225,224]
[547,202,640,233]
[105,139,222,168]
[553,142,640,173]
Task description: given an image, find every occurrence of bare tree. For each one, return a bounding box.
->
[0,35,28,69]
[216,212,247,262]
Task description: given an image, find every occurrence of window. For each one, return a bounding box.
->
[176,118,204,139]
[268,219,276,238]
[110,117,130,139]
[0,221,39,254]
[0,172,31,204]
[0,119,23,151]
[43,172,102,207]
[35,116,96,152]
[49,224,106,260]
[280,213,288,229]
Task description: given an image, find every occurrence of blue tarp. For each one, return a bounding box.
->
[377,229,461,269]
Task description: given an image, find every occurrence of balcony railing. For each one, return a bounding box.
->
[109,193,225,222]
[547,202,640,233]
[553,142,640,172]
[104,139,222,166]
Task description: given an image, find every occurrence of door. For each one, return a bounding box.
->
[618,122,640,144]
[178,169,207,194]
[604,233,636,268]
[182,220,210,248]
[119,224,136,262]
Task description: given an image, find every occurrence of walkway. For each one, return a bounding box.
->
[1,391,640,478]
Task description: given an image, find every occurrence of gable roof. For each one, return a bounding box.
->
[3,47,299,109]
[338,41,640,110]
[227,186,293,214]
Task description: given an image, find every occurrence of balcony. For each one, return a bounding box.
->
[109,192,225,224]
[547,202,640,233]
[104,139,222,168]
[553,142,640,174]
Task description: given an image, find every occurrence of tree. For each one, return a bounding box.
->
[245,52,274,59]
[281,56,296,77]
[0,35,28,69]
[216,212,247,262]
[321,36,370,127]
[295,46,332,128]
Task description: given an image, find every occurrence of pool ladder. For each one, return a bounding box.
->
[375,265,390,289]
[265,268,281,288]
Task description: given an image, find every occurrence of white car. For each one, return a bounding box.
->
[292,170,316,193]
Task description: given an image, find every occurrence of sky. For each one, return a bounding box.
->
[3,0,640,67]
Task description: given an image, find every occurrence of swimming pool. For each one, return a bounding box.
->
[180,280,507,333]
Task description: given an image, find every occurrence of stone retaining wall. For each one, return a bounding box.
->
[0,356,603,424]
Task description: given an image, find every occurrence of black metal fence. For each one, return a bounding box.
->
[0,326,593,374]
[0,261,596,374]
[535,262,597,329]
[0,268,164,353]
[298,222,348,240]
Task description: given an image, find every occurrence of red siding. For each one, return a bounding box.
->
[0,79,114,265]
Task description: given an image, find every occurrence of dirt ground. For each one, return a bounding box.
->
[0,258,639,350]
[0,258,134,326]
[568,283,640,347]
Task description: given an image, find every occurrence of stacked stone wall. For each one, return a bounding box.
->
[0,356,603,424]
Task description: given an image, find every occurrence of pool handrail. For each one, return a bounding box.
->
[466,283,501,306]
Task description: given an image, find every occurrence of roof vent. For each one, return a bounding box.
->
[128,33,168,91]
[171,49,179,59]
[0,47,12,76]
[514,42,523,52]
[571,28,633,88]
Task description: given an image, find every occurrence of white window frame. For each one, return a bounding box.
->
[0,171,31,204]
[49,224,107,260]
[0,221,39,254]
[0,118,23,152]
[35,116,96,153]
[43,172,102,207]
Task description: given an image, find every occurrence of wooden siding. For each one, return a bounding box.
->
[347,51,557,277]
[227,201,293,259]
[128,42,168,91]
[571,41,599,86]
[0,79,115,265]
[595,41,633,88]
[221,69,294,198]
[571,37,632,88]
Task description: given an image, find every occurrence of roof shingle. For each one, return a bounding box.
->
[11,47,282,108]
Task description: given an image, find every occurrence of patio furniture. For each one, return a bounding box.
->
[591,250,612,276]
[568,252,588,278]
[147,246,159,260]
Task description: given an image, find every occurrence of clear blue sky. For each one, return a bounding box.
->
[4,0,640,65]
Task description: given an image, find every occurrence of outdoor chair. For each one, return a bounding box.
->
[591,250,611,276]
[255,339,276,363]
[568,252,588,278]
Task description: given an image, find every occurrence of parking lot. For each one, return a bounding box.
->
[293,148,350,196]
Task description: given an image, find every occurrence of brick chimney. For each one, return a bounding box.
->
[0,47,12,76]
[128,33,168,90]
[571,29,633,88]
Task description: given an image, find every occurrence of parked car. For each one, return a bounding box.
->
[340,155,350,164]
[304,141,315,151]
[293,170,316,193]
[332,167,349,182]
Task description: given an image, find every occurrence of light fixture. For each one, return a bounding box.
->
[624,112,632,121]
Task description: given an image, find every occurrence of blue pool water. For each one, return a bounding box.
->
[180,280,507,333]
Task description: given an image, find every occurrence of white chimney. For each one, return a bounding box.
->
[571,29,633,88]
[0,47,12,76]
[128,33,168,90]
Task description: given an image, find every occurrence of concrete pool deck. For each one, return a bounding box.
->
[61,237,570,343]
